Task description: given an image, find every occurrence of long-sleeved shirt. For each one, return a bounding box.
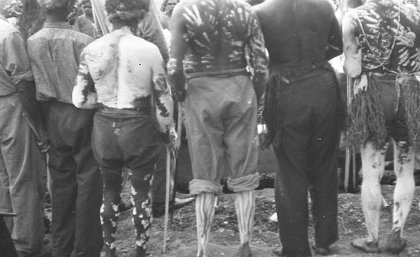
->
[0,16,33,96]
[27,22,93,103]
[343,0,420,78]
[72,26,173,133]
[169,0,268,80]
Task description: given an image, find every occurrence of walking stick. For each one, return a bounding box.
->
[163,103,183,253]
[163,146,171,253]
[344,76,352,192]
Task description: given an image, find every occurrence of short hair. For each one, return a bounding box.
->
[78,0,91,6]
[37,0,76,12]
[105,0,149,25]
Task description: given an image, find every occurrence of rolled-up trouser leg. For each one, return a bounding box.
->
[391,140,415,234]
[360,141,386,243]
[130,164,154,257]
[196,192,216,257]
[100,168,123,256]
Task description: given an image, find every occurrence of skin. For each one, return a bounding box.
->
[81,2,93,21]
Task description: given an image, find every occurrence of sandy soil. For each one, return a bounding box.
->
[107,185,420,257]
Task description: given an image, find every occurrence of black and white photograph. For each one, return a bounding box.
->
[1,0,420,256]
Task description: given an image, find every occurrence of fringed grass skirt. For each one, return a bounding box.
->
[347,72,420,150]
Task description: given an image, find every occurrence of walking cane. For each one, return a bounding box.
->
[163,146,171,253]
[344,77,352,192]
[163,103,183,253]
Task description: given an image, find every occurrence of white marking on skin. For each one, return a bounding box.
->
[131,186,137,195]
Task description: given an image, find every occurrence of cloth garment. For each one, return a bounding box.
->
[92,110,161,256]
[76,15,96,38]
[271,68,341,256]
[72,26,173,134]
[184,75,260,195]
[0,16,46,256]
[27,22,93,104]
[151,143,172,204]
[0,16,33,96]
[44,101,102,257]
[254,1,342,255]
[0,94,46,255]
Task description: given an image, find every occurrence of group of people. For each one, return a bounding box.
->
[1,0,420,257]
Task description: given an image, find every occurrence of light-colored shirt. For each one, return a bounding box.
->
[77,15,96,38]
[0,16,33,96]
[27,22,93,103]
[72,27,173,133]
[343,0,420,78]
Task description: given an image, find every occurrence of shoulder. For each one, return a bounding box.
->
[69,29,94,44]
[0,19,22,42]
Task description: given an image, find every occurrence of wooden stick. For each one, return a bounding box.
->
[163,146,171,253]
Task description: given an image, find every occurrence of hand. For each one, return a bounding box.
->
[174,88,186,102]
[162,126,178,153]
[37,138,50,153]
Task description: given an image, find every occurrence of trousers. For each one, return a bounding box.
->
[185,75,260,195]
[271,69,340,256]
[91,110,161,256]
[0,94,46,255]
[45,101,103,257]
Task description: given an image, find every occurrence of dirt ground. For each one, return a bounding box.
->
[107,185,420,257]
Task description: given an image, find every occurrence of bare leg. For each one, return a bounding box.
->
[235,190,255,257]
[352,142,386,253]
[386,140,415,253]
[196,192,216,257]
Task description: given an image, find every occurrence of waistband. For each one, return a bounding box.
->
[96,96,152,115]
[186,68,249,80]
[269,62,333,84]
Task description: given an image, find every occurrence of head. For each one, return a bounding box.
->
[38,0,77,19]
[79,0,92,17]
[165,0,178,15]
[246,0,264,6]
[105,0,149,31]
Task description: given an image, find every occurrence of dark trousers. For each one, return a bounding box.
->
[0,94,46,255]
[45,101,102,257]
[92,111,161,257]
[272,70,340,256]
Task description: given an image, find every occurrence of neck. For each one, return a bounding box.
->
[45,13,67,24]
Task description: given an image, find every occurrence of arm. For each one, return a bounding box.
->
[4,31,48,148]
[342,12,362,78]
[168,3,188,102]
[247,11,269,100]
[72,50,97,109]
[3,31,34,86]
[152,49,174,135]
[326,9,343,60]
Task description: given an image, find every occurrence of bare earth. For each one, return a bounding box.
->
[107,185,420,257]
